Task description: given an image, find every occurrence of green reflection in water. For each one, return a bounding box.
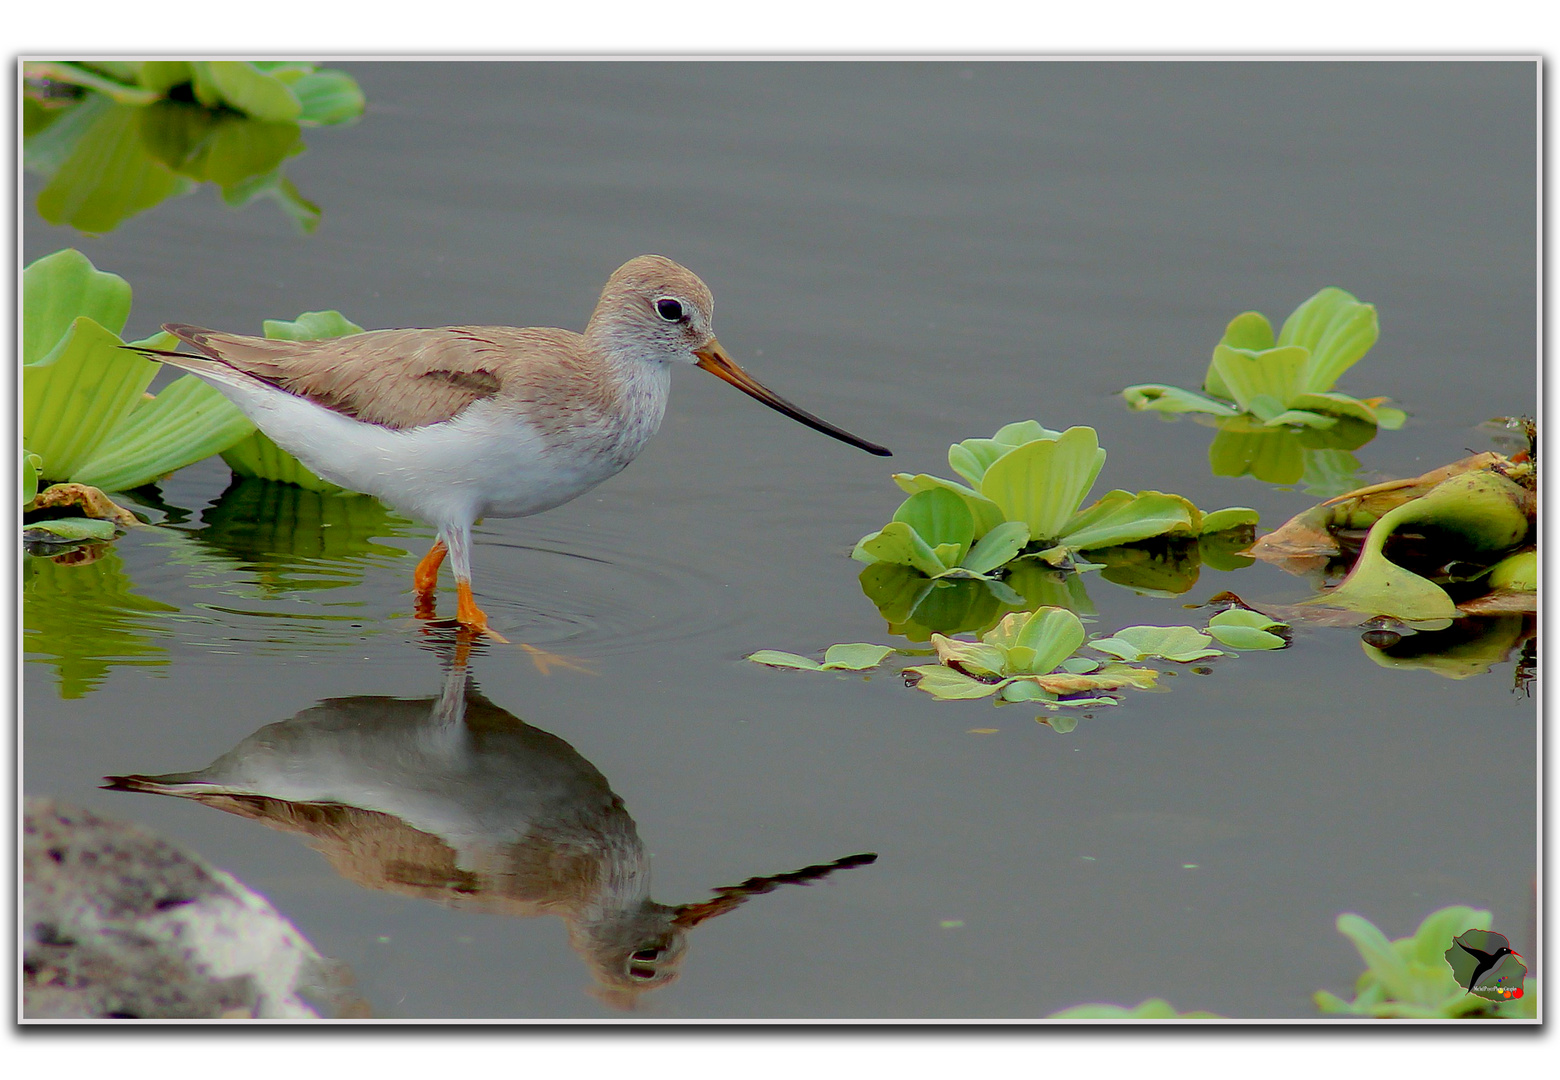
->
[24,61,364,235]
[1207,414,1376,495]
[23,546,176,699]
[23,479,422,698]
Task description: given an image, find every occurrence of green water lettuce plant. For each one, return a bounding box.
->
[1124,287,1407,432]
[904,607,1159,707]
[22,249,255,492]
[747,644,897,671]
[1314,907,1534,1019]
[24,61,364,234]
[854,421,1257,578]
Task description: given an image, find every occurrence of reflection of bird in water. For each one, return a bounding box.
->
[1456,939,1520,995]
[105,640,875,1006]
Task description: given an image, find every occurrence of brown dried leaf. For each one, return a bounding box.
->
[26,483,139,527]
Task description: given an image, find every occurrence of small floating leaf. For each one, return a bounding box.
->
[23,517,118,543]
[1206,608,1290,650]
[819,643,895,670]
[746,650,823,670]
[906,665,1006,700]
[1089,625,1225,663]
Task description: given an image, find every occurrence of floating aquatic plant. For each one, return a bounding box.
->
[1251,448,1535,623]
[1123,287,1407,433]
[24,61,364,234]
[1087,624,1226,663]
[1314,906,1534,1019]
[22,249,255,493]
[854,421,1257,583]
[1207,415,1375,495]
[1203,608,1290,651]
[746,644,897,671]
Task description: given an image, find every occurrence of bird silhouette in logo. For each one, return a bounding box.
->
[1445,929,1525,999]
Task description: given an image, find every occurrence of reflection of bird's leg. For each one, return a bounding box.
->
[413,538,447,619]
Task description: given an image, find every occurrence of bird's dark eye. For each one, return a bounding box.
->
[655,298,684,322]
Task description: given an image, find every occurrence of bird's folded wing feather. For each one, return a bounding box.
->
[165,324,589,431]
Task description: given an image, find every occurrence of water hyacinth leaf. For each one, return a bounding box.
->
[24,248,132,364]
[819,643,895,670]
[1121,384,1239,416]
[23,316,159,479]
[1317,470,1530,622]
[1089,625,1225,663]
[1487,549,1536,591]
[746,650,824,670]
[906,665,1006,700]
[962,520,1031,575]
[1202,310,1277,400]
[978,426,1104,541]
[891,473,1007,537]
[1208,344,1309,416]
[71,375,256,492]
[1061,490,1201,552]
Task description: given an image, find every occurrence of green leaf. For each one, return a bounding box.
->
[72,375,255,492]
[1316,470,1529,621]
[931,635,1009,678]
[1206,624,1287,650]
[746,650,823,670]
[23,249,133,364]
[23,517,118,543]
[1060,490,1200,551]
[1334,913,1416,1002]
[192,61,303,122]
[1275,287,1378,393]
[1262,408,1339,430]
[892,473,1006,537]
[290,69,366,126]
[1285,391,1384,427]
[23,317,159,480]
[1089,625,1225,663]
[997,680,1055,702]
[947,420,1064,485]
[906,665,1005,699]
[853,521,952,577]
[1222,310,1277,352]
[978,426,1104,542]
[820,643,895,670]
[962,520,1030,575]
[23,451,43,506]
[261,309,366,342]
[1487,549,1536,591]
[894,487,975,562]
[1121,383,1239,416]
[1208,343,1309,415]
[1374,405,1407,430]
[1198,506,1260,534]
[23,61,161,105]
[136,60,194,94]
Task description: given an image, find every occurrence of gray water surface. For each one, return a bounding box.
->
[22,60,1538,1019]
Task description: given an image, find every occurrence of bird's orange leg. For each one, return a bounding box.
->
[413,539,447,619]
[456,579,508,642]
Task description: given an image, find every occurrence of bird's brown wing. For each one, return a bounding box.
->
[163,324,588,431]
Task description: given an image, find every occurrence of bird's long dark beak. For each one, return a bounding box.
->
[694,340,890,456]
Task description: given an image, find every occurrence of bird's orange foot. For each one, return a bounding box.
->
[456,580,509,642]
[519,644,597,676]
[413,540,448,618]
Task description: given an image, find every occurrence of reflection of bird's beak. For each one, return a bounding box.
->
[694,339,890,456]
